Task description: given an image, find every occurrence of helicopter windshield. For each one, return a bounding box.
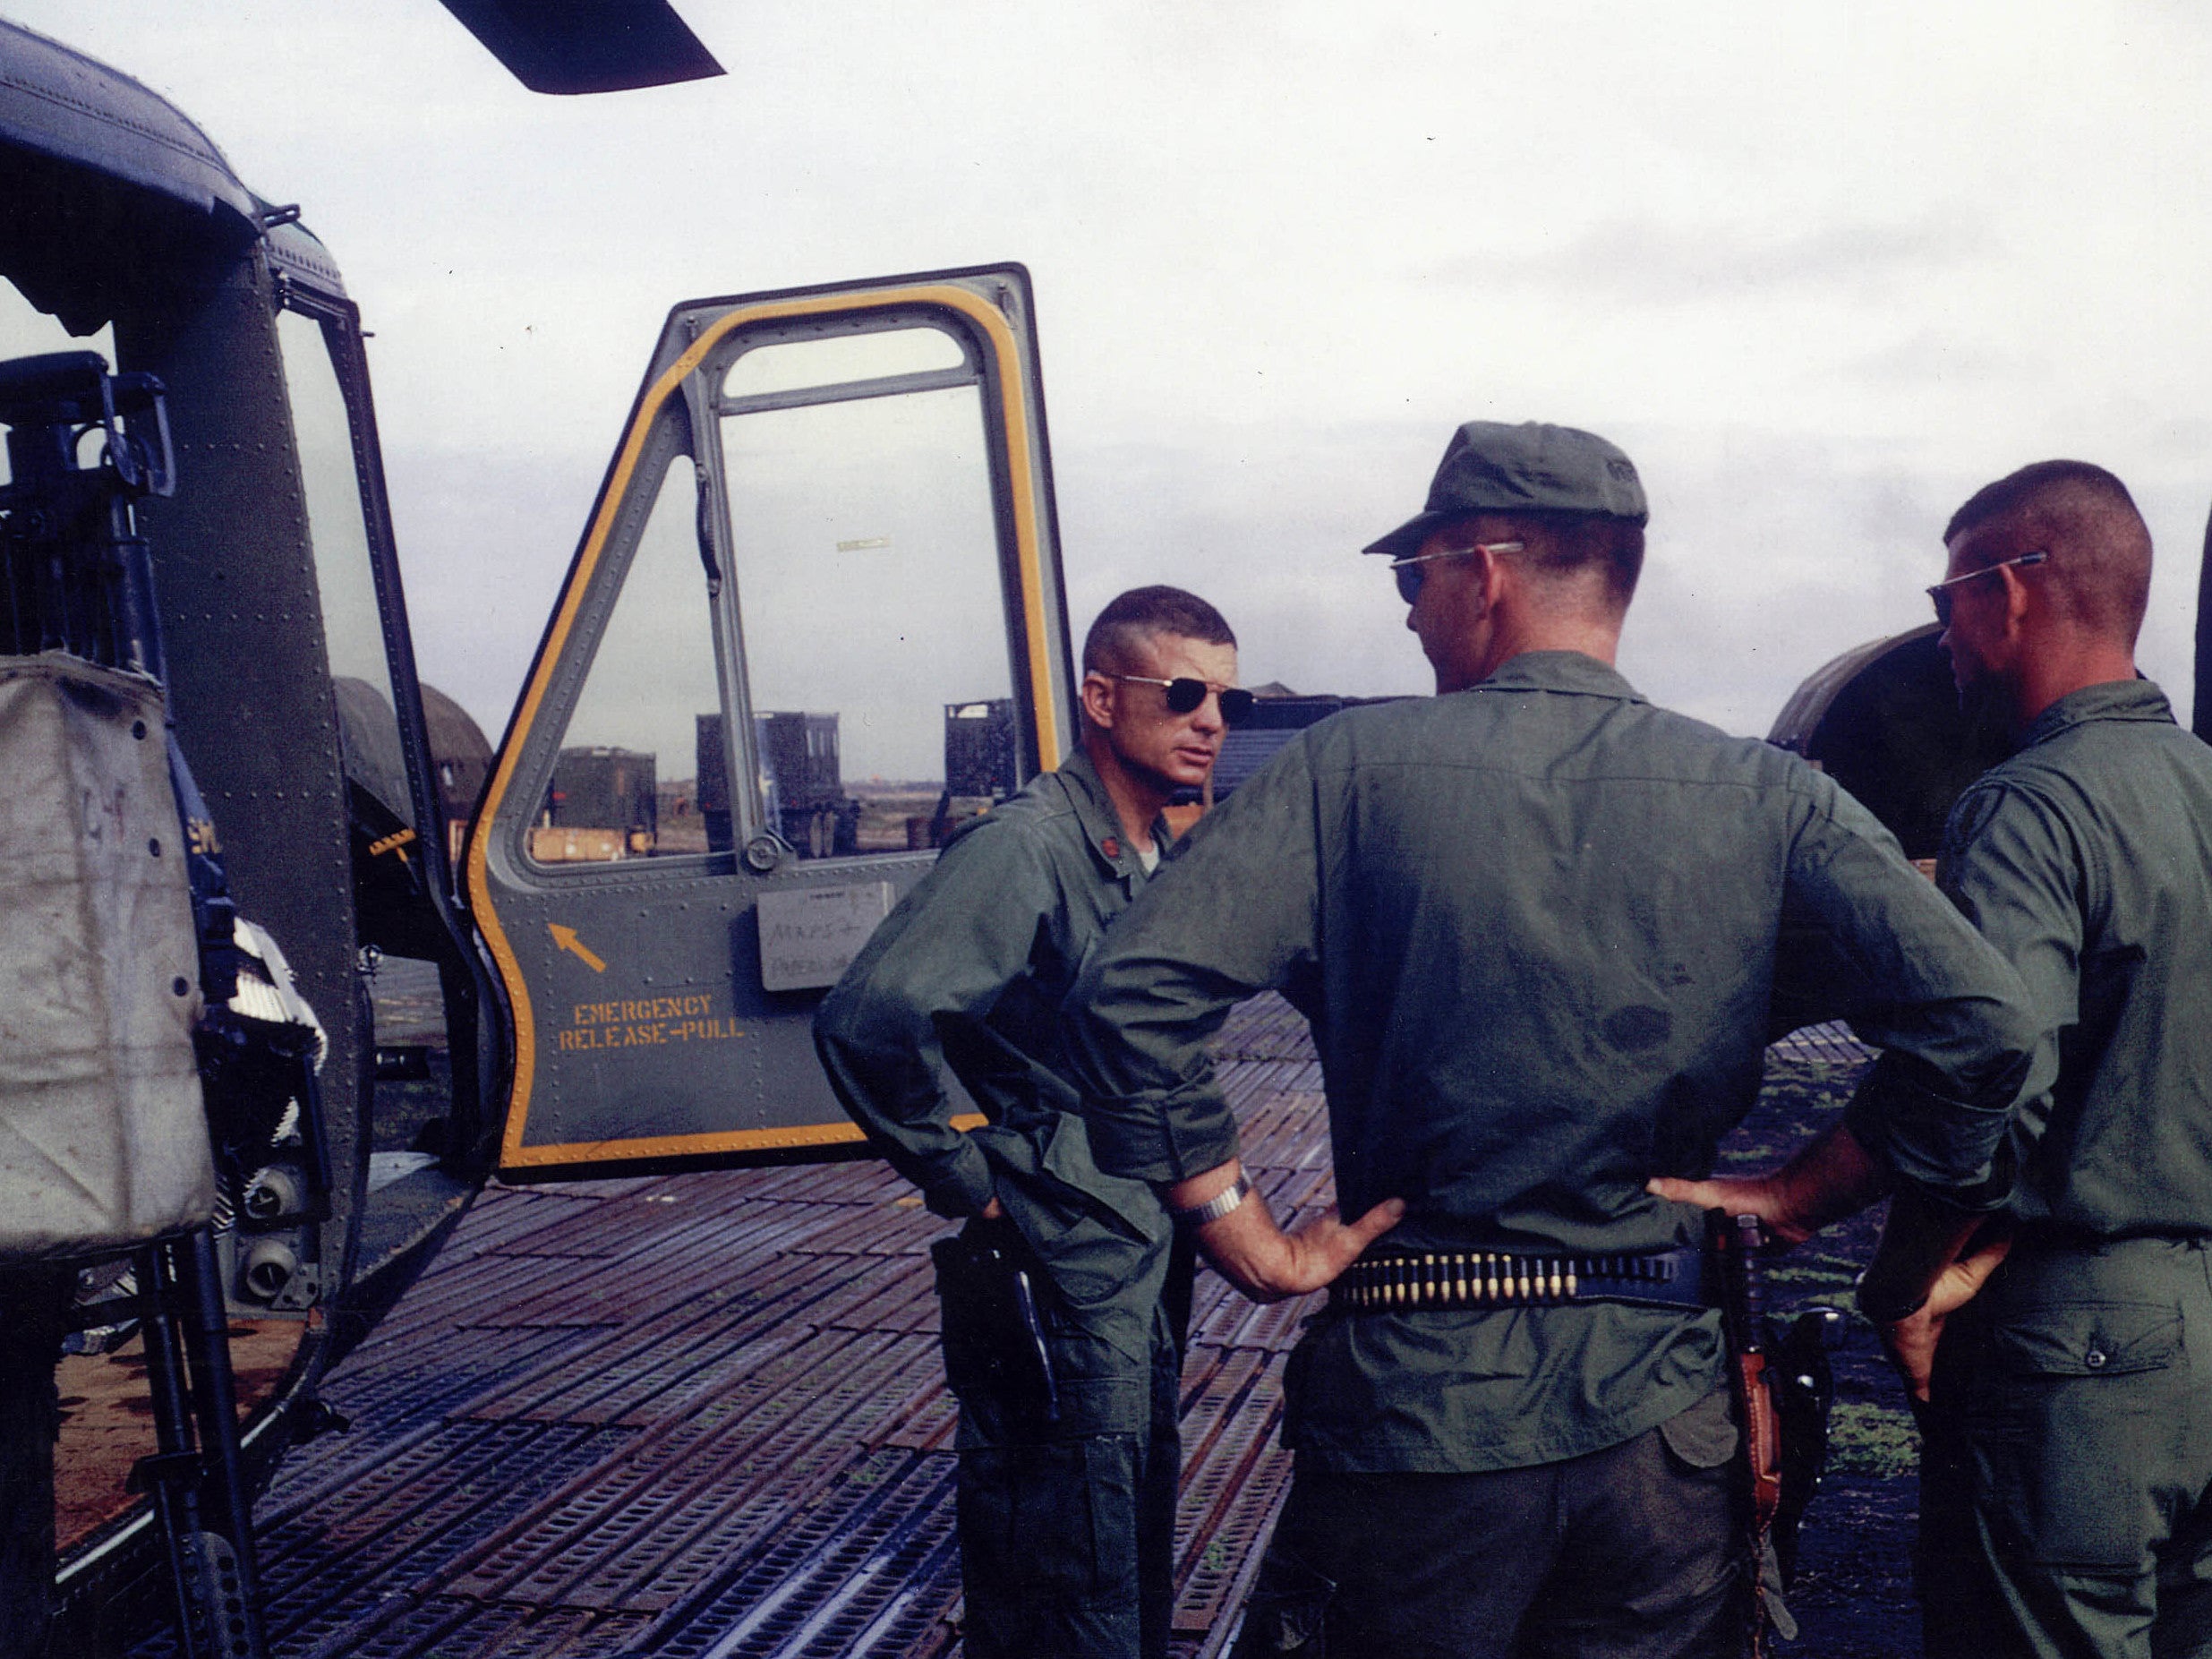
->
[275,305,414,829]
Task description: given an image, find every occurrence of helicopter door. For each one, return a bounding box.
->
[468,265,1075,1179]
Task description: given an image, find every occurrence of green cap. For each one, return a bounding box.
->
[1362,420,1648,560]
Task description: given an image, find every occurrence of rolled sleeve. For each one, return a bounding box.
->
[1077,1078,1243,1185]
[1067,741,1324,1183]
[1785,774,2037,1204]
[1842,1049,2022,1209]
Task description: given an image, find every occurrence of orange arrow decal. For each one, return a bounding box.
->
[547,924,607,973]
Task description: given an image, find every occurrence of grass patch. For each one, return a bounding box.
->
[1826,1399,1919,1480]
[1739,1055,1875,1149]
[1763,1251,1862,1290]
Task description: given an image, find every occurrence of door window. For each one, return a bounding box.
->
[531,458,723,863]
[719,330,1014,859]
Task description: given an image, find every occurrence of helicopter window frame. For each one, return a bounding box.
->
[719,323,971,402]
[272,278,500,1165]
[508,420,737,879]
[273,281,457,899]
[695,304,1039,863]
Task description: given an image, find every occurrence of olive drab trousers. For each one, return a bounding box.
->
[1231,1385,1757,1659]
[935,1218,1190,1659]
[1919,1236,2212,1659]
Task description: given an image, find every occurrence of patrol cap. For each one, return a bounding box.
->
[1362,421,1649,560]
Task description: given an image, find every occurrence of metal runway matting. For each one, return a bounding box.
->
[1766,1021,1876,1068]
[128,996,1331,1659]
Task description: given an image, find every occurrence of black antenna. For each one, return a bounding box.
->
[2198,500,2212,743]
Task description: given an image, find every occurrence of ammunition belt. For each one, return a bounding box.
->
[1331,1246,1706,1313]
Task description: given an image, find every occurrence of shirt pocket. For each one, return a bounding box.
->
[1971,1299,2184,1571]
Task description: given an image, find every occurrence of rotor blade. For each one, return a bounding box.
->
[437,0,722,95]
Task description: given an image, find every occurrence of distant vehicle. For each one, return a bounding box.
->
[0,19,1075,1655]
[538,745,659,862]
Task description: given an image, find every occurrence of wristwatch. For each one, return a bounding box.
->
[1173,1173,1250,1227]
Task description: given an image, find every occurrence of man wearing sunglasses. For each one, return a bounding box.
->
[816,586,1368,1659]
[1064,420,2037,1657]
[1819,461,2208,1659]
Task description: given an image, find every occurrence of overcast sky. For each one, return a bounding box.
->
[6,1,2208,740]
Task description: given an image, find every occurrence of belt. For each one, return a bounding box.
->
[1330,1246,1707,1313]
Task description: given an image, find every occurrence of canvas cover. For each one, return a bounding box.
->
[0,654,211,1259]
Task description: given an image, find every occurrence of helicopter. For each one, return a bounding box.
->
[7,11,2212,1659]
[0,14,1073,1655]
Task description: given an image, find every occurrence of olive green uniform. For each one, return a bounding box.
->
[814,750,1185,1659]
[1920,680,2212,1658]
[1066,652,2037,1656]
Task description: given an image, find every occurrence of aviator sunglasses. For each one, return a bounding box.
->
[1926,550,2047,627]
[1388,540,1524,605]
[1111,674,1256,724]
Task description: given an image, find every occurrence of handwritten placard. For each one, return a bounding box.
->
[756,881,894,992]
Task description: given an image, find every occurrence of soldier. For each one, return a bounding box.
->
[1063,421,2038,1657]
[1674,460,2212,1657]
[816,586,1393,1659]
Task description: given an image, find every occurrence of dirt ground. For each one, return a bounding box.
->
[54,1321,303,1552]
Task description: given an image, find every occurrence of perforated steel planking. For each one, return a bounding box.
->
[153,997,1328,1658]
[1767,1020,1875,1067]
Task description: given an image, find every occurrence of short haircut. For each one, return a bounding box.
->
[1081,586,1236,675]
[1443,510,1646,611]
[1943,459,2151,644]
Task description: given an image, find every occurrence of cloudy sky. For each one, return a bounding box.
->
[6,1,2208,739]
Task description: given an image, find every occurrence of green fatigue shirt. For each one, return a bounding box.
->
[1937,679,2212,1239]
[1066,651,2037,1473]
[814,749,1175,1384]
